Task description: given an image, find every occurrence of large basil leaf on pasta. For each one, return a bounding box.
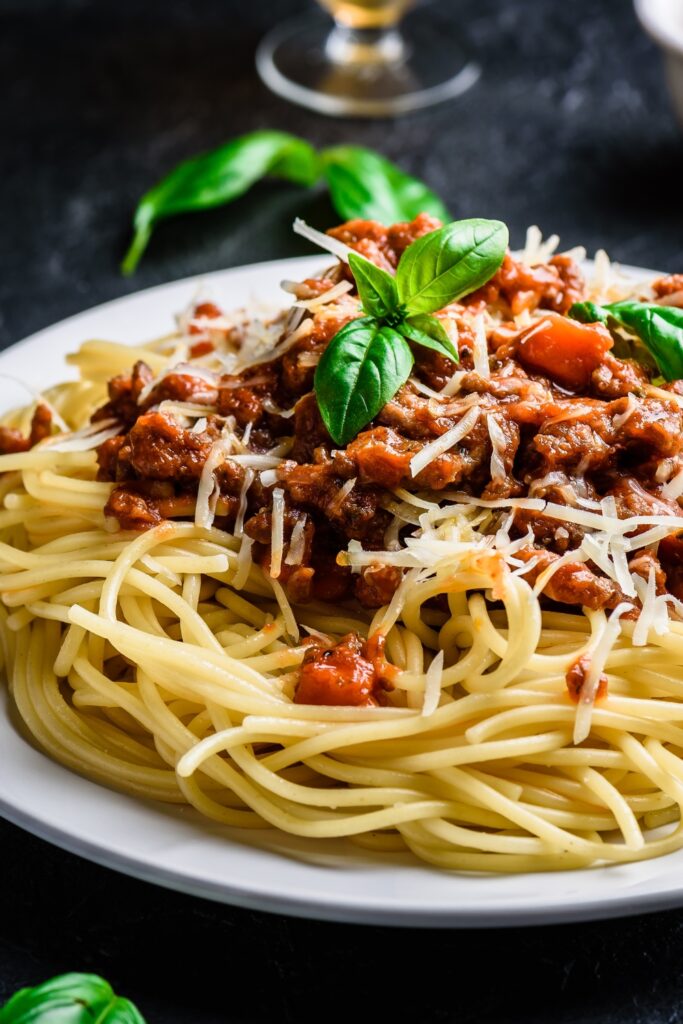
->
[348,251,399,319]
[396,218,508,315]
[400,312,459,361]
[0,973,147,1024]
[314,318,413,445]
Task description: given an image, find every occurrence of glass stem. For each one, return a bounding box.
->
[325,23,407,67]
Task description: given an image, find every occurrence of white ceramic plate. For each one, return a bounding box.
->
[1,254,679,928]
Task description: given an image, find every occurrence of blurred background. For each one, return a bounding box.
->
[2,0,682,351]
[2,1,683,1021]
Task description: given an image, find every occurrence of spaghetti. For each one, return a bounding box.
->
[2,218,683,872]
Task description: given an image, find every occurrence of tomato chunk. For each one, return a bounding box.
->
[516,313,612,390]
[295,633,378,706]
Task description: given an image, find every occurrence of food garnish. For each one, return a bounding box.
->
[314,218,508,444]
[0,973,146,1024]
[569,299,683,381]
[121,132,448,274]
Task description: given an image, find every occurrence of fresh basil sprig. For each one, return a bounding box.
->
[0,972,146,1024]
[122,133,449,275]
[569,299,683,381]
[314,218,508,446]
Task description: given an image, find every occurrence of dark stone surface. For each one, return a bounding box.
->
[1,0,683,1020]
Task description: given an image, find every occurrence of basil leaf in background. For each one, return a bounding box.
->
[322,145,450,225]
[0,973,146,1024]
[348,251,399,319]
[122,130,321,274]
[569,299,683,381]
[396,218,508,315]
[401,313,459,361]
[315,318,413,445]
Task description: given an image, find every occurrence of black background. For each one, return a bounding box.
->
[2,0,683,1021]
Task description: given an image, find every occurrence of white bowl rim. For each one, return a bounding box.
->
[634,0,683,56]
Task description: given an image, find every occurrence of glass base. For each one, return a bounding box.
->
[256,9,480,118]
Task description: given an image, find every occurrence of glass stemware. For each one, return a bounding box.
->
[256,0,480,118]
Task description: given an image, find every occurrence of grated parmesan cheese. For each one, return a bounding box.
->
[633,566,657,646]
[573,603,630,744]
[45,420,120,453]
[409,405,480,478]
[234,467,255,537]
[137,363,219,406]
[422,649,444,717]
[293,218,358,264]
[294,279,353,311]
[662,468,683,501]
[486,414,507,480]
[520,225,560,266]
[270,577,299,642]
[327,477,356,515]
[232,535,254,591]
[195,441,229,529]
[270,488,286,579]
[439,370,466,397]
[285,515,308,566]
[472,314,490,378]
[613,394,639,430]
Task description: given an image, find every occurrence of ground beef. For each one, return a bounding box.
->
[0,404,53,454]
[516,548,625,610]
[658,535,683,602]
[124,412,219,481]
[85,217,683,634]
[565,654,608,703]
[355,565,404,609]
[465,252,586,317]
[143,372,218,409]
[652,274,683,300]
[104,486,163,530]
[328,213,441,271]
[92,360,153,429]
[590,355,649,399]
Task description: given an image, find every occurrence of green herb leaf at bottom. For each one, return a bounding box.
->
[0,973,147,1024]
[396,218,508,315]
[315,318,413,446]
[321,145,450,225]
[122,130,321,274]
[348,251,399,319]
[401,313,459,361]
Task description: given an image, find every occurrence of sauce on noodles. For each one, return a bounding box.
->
[2,217,683,871]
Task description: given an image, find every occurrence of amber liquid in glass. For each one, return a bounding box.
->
[317,0,415,30]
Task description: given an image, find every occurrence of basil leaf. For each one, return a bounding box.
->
[401,313,459,361]
[396,218,508,315]
[569,299,683,381]
[348,252,399,319]
[0,973,146,1024]
[315,319,413,445]
[567,301,610,325]
[610,301,683,381]
[321,145,450,225]
[122,130,321,274]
